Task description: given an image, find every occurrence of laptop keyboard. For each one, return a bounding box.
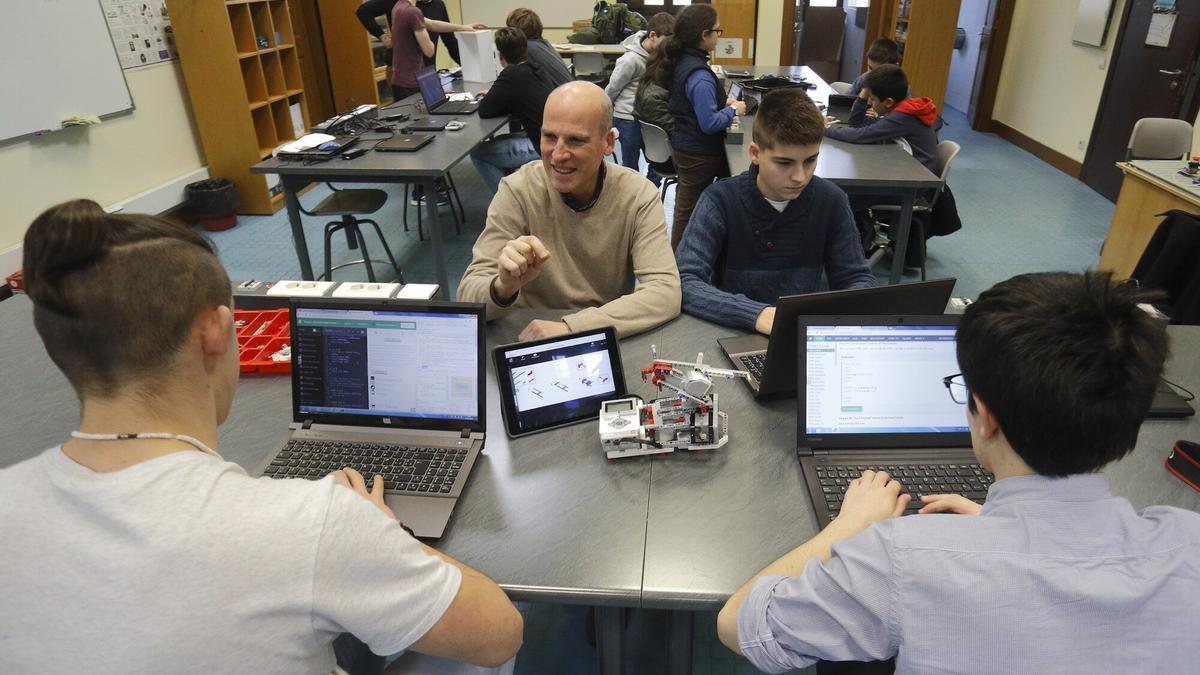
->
[741,352,767,381]
[263,440,467,494]
[815,463,994,521]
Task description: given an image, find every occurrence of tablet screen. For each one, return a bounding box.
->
[494,328,626,437]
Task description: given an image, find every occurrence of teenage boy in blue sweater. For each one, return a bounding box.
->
[676,88,875,335]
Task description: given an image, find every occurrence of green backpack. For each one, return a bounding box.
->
[592,2,646,44]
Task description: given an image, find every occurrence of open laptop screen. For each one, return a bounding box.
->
[293,305,481,426]
[804,323,967,435]
[415,67,445,109]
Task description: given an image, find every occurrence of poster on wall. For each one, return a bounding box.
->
[101,1,178,70]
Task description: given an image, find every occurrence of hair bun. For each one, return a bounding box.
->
[23,199,110,313]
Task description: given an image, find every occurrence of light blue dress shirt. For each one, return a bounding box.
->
[737,473,1200,674]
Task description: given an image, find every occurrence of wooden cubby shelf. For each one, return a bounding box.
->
[166,0,311,214]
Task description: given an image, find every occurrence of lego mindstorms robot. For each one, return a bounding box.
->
[599,346,751,459]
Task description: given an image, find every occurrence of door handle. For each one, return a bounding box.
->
[1159,69,1183,75]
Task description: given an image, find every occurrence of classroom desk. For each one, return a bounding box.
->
[1098,160,1200,279]
[3,296,1198,674]
[251,87,508,292]
[725,67,942,284]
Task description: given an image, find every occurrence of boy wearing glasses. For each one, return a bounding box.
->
[717,271,1200,673]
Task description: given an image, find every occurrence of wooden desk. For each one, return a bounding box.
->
[1099,161,1200,279]
[552,43,625,56]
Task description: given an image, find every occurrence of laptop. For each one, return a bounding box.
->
[717,279,956,399]
[825,93,858,120]
[375,133,434,152]
[416,66,479,115]
[405,116,449,132]
[795,315,993,525]
[1150,379,1195,418]
[254,299,487,539]
[276,135,359,161]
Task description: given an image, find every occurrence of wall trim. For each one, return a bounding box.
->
[990,120,1084,179]
[0,166,209,279]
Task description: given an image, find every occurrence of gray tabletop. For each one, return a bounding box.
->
[638,314,1200,609]
[725,66,940,189]
[1125,159,1200,201]
[4,296,1197,612]
[251,111,510,179]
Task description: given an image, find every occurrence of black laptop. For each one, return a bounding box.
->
[796,315,993,525]
[375,133,434,152]
[717,279,956,399]
[254,299,487,539]
[416,66,479,115]
[1150,380,1195,418]
[825,93,858,121]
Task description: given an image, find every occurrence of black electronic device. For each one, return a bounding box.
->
[1150,380,1195,418]
[276,135,360,161]
[405,117,449,132]
[416,67,480,115]
[717,279,956,399]
[341,146,370,160]
[375,134,434,152]
[493,327,627,438]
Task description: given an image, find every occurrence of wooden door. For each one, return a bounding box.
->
[712,0,756,66]
[1082,0,1200,201]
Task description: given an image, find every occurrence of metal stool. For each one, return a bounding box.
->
[302,185,404,283]
[402,173,465,241]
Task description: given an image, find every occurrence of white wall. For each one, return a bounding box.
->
[992,0,1126,163]
[945,0,989,114]
[0,62,204,255]
[755,0,784,67]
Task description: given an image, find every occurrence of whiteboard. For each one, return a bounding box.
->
[463,0,594,30]
[0,0,134,143]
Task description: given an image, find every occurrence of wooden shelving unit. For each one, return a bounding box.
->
[864,0,960,113]
[165,0,312,214]
[318,0,393,112]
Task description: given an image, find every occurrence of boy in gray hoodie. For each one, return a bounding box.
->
[604,12,675,186]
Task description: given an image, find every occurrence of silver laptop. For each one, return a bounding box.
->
[717,279,956,399]
[796,315,992,525]
[255,299,487,539]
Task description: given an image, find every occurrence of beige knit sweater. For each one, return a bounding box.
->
[457,161,681,337]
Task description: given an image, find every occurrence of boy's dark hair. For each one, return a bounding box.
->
[505,8,543,40]
[494,26,528,64]
[23,199,232,400]
[862,64,909,103]
[866,38,902,65]
[752,88,824,149]
[957,271,1169,476]
[646,11,675,38]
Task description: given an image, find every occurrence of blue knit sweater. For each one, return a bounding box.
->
[676,167,876,330]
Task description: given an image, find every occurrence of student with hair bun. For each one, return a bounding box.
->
[0,200,522,674]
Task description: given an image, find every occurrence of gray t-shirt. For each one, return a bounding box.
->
[0,447,461,674]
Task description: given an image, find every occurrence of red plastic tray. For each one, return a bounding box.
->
[235,309,291,373]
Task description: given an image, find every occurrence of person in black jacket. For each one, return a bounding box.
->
[356,0,463,67]
[470,27,556,195]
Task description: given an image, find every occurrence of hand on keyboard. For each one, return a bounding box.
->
[332,466,397,522]
[836,470,911,528]
[917,493,982,516]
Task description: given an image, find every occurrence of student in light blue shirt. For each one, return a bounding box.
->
[718,271,1200,674]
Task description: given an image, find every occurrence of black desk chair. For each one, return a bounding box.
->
[868,140,961,281]
[301,185,404,283]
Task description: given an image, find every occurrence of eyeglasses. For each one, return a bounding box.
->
[706,27,725,36]
[943,373,969,405]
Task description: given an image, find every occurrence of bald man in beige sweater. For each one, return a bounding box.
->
[458,81,681,341]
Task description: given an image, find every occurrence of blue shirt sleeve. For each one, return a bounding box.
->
[685,69,734,135]
[737,524,899,673]
[676,190,769,331]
